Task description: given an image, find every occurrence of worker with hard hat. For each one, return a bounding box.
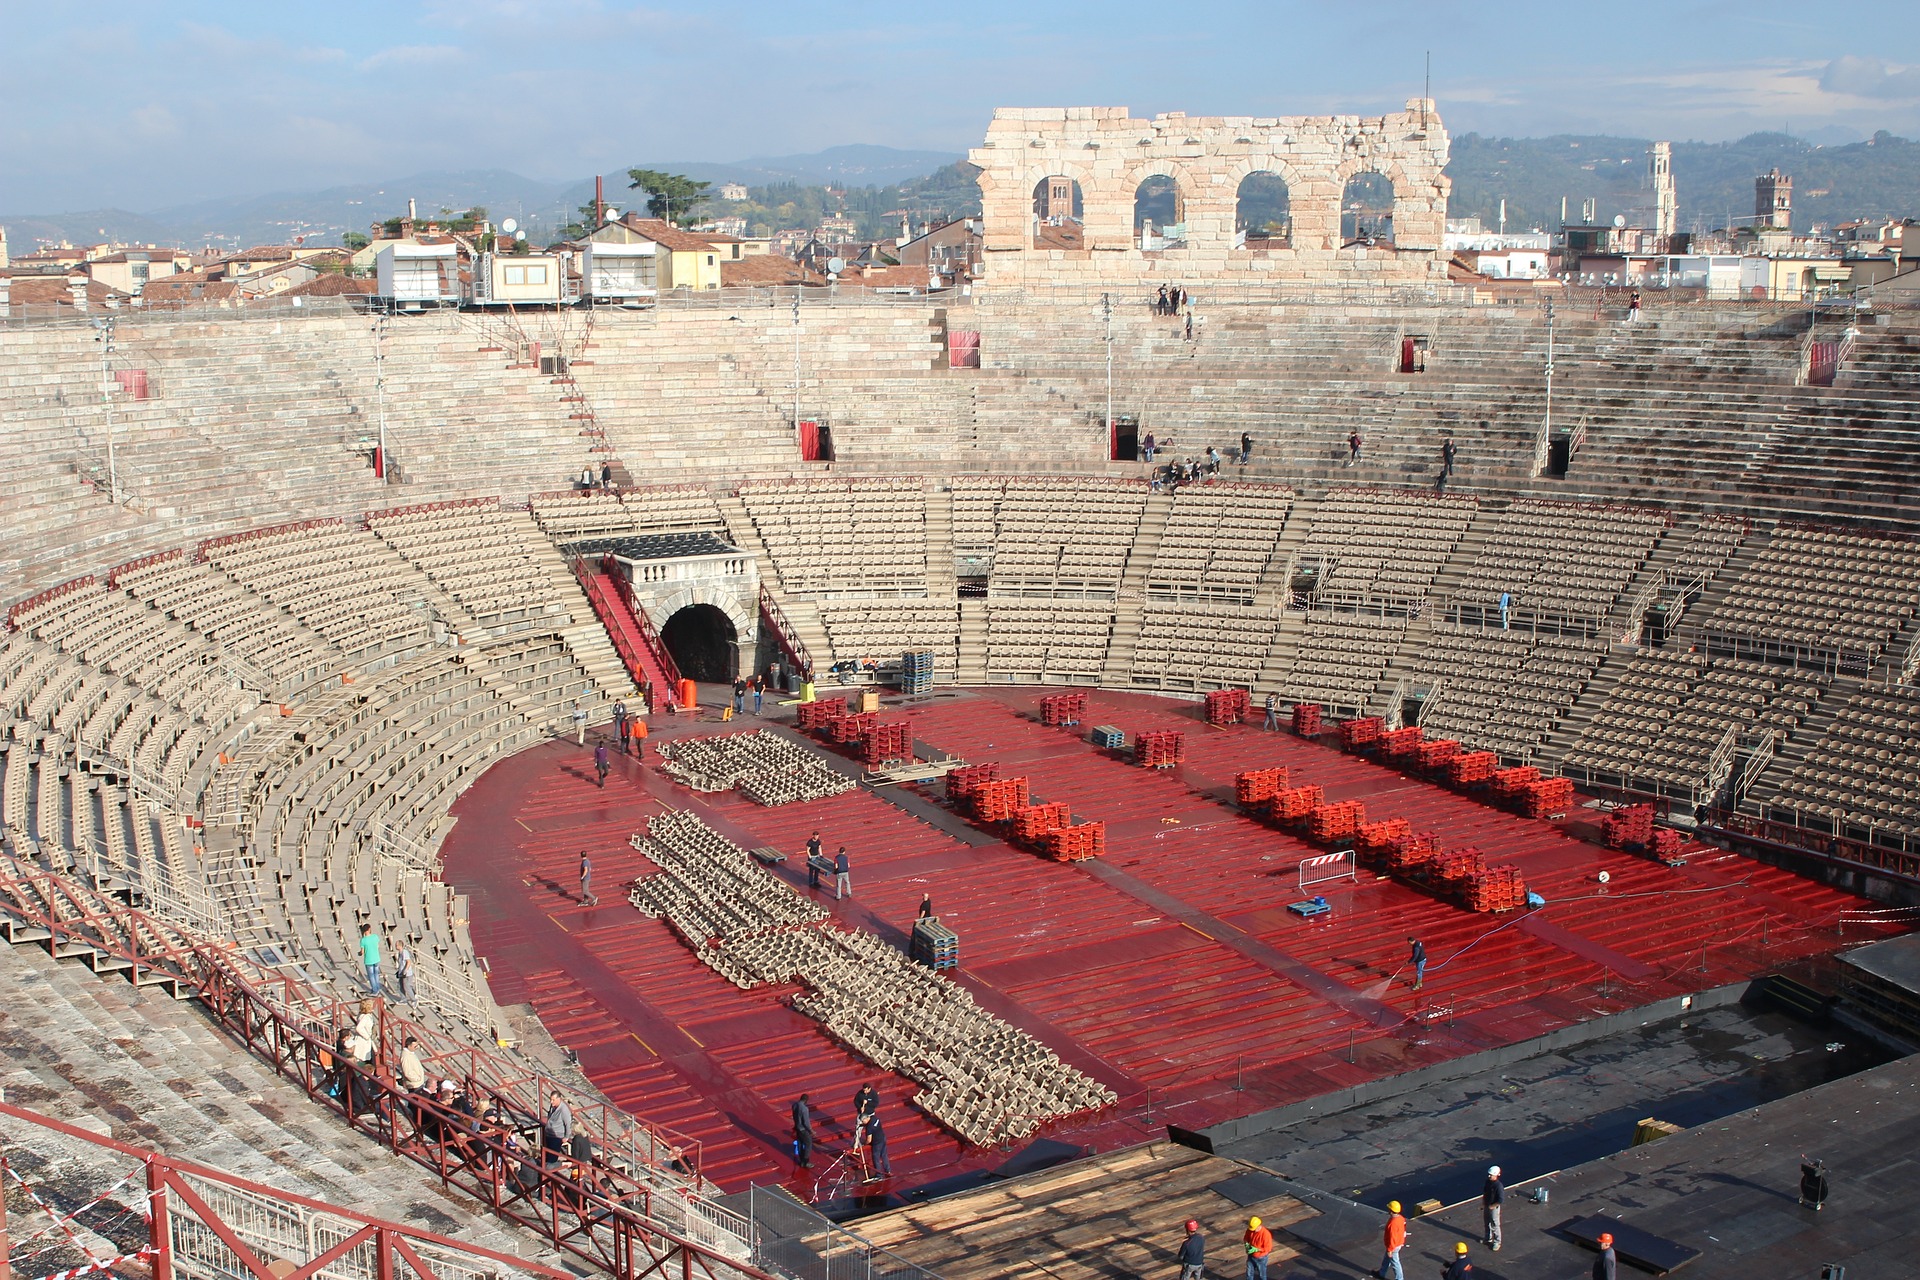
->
[1441,1240,1475,1279]
[1593,1231,1618,1280]
[1242,1215,1274,1280]
[1379,1200,1407,1280]
[1482,1164,1504,1251]
[1175,1218,1205,1279]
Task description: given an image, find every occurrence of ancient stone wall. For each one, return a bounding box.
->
[968,100,1450,291]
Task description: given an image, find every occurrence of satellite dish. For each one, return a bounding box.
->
[1612,214,1627,228]
[501,218,518,235]
[827,257,846,274]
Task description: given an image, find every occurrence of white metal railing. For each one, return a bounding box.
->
[1618,572,1664,645]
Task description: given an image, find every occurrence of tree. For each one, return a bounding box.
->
[557,202,601,241]
[341,231,370,251]
[626,169,711,227]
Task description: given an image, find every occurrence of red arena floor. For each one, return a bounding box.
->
[441,687,1892,1200]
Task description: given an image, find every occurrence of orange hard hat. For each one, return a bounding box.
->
[1184,1220,1198,1233]
[1599,1232,1614,1246]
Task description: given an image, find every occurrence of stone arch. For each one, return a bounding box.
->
[1132,174,1186,249]
[1031,173,1088,249]
[1339,167,1399,246]
[636,580,756,680]
[1233,171,1294,250]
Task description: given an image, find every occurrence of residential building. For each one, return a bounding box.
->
[591,215,723,291]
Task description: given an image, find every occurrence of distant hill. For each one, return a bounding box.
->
[1446,131,1920,234]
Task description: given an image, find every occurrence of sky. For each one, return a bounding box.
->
[3,0,1919,212]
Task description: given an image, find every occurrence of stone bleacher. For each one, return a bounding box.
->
[1764,686,1920,842]
[738,477,930,594]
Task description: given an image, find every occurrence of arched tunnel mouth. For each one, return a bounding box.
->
[660,604,737,682]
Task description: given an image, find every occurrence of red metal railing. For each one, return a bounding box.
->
[758,585,812,679]
[1702,810,1920,884]
[6,573,96,630]
[571,558,682,696]
[0,853,767,1280]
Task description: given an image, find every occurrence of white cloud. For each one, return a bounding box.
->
[360,44,466,72]
[1820,56,1920,101]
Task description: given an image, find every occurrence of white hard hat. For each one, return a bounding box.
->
[1488,1165,1501,1177]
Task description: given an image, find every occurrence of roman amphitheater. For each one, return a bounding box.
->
[2,103,1918,1280]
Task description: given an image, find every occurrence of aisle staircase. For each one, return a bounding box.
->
[576,562,678,696]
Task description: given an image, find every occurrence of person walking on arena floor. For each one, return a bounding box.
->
[733,677,748,715]
[1242,1216,1273,1280]
[359,922,382,997]
[1379,1199,1407,1280]
[806,831,825,890]
[1264,691,1280,732]
[834,847,852,900]
[579,851,598,906]
[791,1093,814,1168]
[613,698,628,747]
[631,713,647,760]
[594,742,610,788]
[1176,1219,1205,1279]
[1592,1231,1617,1280]
[572,699,588,745]
[751,675,764,715]
[393,941,415,1004]
[1443,1241,1475,1279]
[1482,1165,1504,1250]
[1408,935,1428,990]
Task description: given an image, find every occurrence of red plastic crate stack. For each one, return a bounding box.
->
[1415,738,1462,770]
[1012,801,1073,843]
[1379,726,1424,759]
[1650,827,1685,862]
[1466,865,1527,912]
[861,719,913,765]
[1489,765,1542,798]
[1387,830,1441,874]
[971,777,1031,822]
[1339,716,1386,749]
[1235,767,1290,807]
[1205,689,1253,726]
[1042,822,1107,862]
[1039,692,1088,727]
[1517,776,1575,818]
[946,763,997,802]
[1306,799,1367,843]
[1427,845,1485,891]
[1134,730,1186,768]
[1291,703,1323,736]
[1448,750,1499,786]
[830,711,877,744]
[795,697,848,732]
[1267,784,1325,822]
[1602,804,1657,849]
[1356,817,1413,856]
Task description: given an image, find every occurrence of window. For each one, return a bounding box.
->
[503,264,549,286]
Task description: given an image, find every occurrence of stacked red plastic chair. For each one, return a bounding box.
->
[1205,689,1252,726]
[1043,822,1106,862]
[1291,703,1323,736]
[947,762,996,802]
[1235,767,1290,807]
[1489,765,1541,798]
[1039,692,1088,727]
[1466,865,1527,912]
[1380,726,1424,759]
[1268,784,1324,822]
[1517,776,1575,818]
[1602,804,1657,849]
[1448,751,1499,787]
[1339,716,1386,749]
[1356,817,1412,858]
[862,719,913,766]
[1012,801,1073,844]
[1134,730,1186,768]
[796,697,849,732]
[1307,799,1367,843]
[1416,738,1462,771]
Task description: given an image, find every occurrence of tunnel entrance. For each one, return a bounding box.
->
[661,604,738,682]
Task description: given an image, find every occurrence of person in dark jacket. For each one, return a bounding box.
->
[594,742,610,788]
[1592,1231,1617,1280]
[1408,936,1428,990]
[1482,1165,1504,1250]
[1176,1218,1205,1279]
[1799,1157,1828,1209]
[791,1093,813,1168]
[1442,1241,1475,1279]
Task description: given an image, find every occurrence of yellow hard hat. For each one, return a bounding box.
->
[1388,1200,1401,1213]
[1455,1242,1470,1255]
[1248,1217,1262,1229]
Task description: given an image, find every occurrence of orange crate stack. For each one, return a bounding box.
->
[1429,845,1485,890]
[1650,827,1685,862]
[1387,831,1440,873]
[1012,801,1073,842]
[1205,689,1252,726]
[1518,776,1574,818]
[1043,822,1106,862]
[1380,726,1424,758]
[972,777,1031,822]
[1268,784,1325,822]
[1489,765,1541,797]
[1466,865,1527,912]
[1415,738,1461,769]
[1234,767,1290,807]
[1291,703,1322,735]
[1339,716,1386,748]
[830,711,876,743]
[1306,799,1366,842]
[1356,817,1412,855]
[1603,804,1657,848]
[947,763,996,801]
[1448,751,1499,786]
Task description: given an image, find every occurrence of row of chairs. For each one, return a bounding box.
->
[1413,624,1608,761]
[1712,527,1920,659]
[1770,687,1920,838]
[1130,603,1280,689]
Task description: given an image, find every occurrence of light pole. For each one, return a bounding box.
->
[1543,297,1556,446]
[1101,292,1114,458]
[791,295,802,434]
[97,317,120,504]
[373,315,390,483]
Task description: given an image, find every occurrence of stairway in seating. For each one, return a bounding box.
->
[1119,492,1174,595]
[1251,503,1318,607]
[711,490,785,592]
[923,485,956,596]
[1099,599,1145,688]
[1539,648,1637,764]
[579,564,675,695]
[1739,690,1849,815]
[956,600,988,684]
[1674,521,1777,645]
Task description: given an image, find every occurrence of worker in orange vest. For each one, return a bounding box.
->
[1379,1200,1408,1280]
[1243,1216,1274,1280]
[630,714,648,761]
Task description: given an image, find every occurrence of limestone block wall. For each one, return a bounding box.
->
[968,101,1451,290]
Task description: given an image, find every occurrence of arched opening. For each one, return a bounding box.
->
[1341,172,1395,246]
[1032,176,1085,249]
[660,604,738,683]
[1234,172,1292,250]
[1133,175,1185,250]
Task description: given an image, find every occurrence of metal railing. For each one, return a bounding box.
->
[758,586,814,679]
[0,851,770,1280]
